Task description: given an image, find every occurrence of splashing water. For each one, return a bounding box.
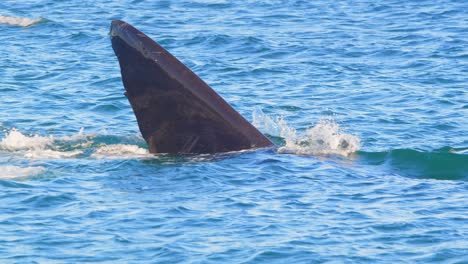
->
[253,110,360,156]
[280,120,361,156]
[0,15,42,27]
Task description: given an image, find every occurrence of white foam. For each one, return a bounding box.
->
[24,150,83,159]
[91,144,151,159]
[0,166,46,180]
[0,128,151,160]
[0,128,88,159]
[0,129,53,151]
[0,15,42,27]
[253,110,360,156]
[452,148,468,154]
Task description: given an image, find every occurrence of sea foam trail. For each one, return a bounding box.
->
[253,110,360,156]
[0,128,150,159]
[0,15,42,27]
[0,129,53,151]
[0,129,84,159]
[0,166,46,180]
[91,144,151,159]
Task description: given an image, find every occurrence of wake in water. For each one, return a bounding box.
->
[253,110,360,156]
[0,128,152,179]
[0,113,361,180]
[1,125,465,181]
[0,128,150,160]
[91,144,150,159]
[252,111,467,179]
[0,15,42,27]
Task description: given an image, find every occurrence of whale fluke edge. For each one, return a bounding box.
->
[110,20,274,154]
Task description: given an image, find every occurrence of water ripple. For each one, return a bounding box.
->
[1,0,467,262]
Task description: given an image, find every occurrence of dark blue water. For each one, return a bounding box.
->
[1,0,467,263]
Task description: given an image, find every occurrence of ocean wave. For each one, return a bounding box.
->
[0,15,42,27]
[359,148,468,180]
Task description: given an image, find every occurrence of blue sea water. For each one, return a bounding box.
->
[1,0,467,263]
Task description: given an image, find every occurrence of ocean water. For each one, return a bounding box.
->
[0,0,467,263]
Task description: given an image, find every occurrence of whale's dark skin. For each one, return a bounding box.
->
[110,20,273,154]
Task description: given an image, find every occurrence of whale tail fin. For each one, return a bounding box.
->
[110,20,273,154]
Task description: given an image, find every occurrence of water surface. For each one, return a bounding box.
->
[0,0,467,263]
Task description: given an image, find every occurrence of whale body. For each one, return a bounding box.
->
[110,20,273,154]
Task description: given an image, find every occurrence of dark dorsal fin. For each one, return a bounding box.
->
[110,20,273,154]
